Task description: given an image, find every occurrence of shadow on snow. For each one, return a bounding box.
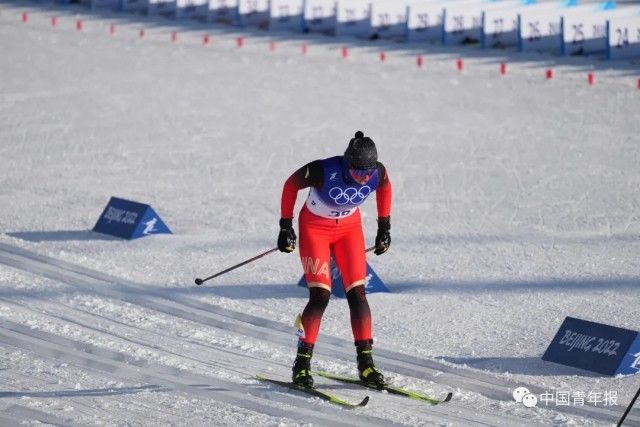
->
[0,384,167,398]
[6,230,118,242]
[438,355,605,377]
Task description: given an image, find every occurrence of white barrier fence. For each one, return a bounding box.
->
[209,0,238,23]
[90,0,119,8]
[148,0,177,16]
[176,0,209,19]
[237,0,270,26]
[562,6,639,55]
[76,0,640,60]
[518,1,577,52]
[406,0,444,42]
[335,0,372,36]
[443,0,524,46]
[482,0,535,48]
[607,13,640,59]
[303,0,336,32]
[121,0,148,12]
[370,0,408,39]
[269,0,304,30]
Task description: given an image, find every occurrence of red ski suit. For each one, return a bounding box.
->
[281,156,392,344]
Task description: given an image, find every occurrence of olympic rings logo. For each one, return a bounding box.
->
[328,186,371,205]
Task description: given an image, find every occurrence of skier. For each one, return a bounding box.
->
[277,131,392,388]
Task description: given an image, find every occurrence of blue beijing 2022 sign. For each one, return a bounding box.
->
[543,317,640,376]
[93,197,172,240]
[297,257,389,298]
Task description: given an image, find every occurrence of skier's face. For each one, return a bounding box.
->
[349,168,375,185]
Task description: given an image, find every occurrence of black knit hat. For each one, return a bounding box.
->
[344,131,378,170]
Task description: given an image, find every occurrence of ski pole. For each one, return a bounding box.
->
[618,385,640,427]
[195,248,278,285]
[195,245,377,285]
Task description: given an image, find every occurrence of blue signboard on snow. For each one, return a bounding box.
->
[542,317,640,376]
[93,197,172,240]
[297,257,389,298]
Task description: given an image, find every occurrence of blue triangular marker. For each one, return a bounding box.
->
[93,197,172,240]
[131,206,172,239]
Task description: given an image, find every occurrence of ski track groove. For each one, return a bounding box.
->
[2,404,81,427]
[1,346,183,423]
[0,242,637,425]
[0,287,503,426]
[0,295,536,426]
[0,319,393,427]
[0,295,289,383]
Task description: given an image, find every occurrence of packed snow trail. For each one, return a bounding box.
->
[1,2,640,426]
[1,242,637,425]
[0,241,529,426]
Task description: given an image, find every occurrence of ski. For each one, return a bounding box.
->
[316,371,453,405]
[255,374,370,409]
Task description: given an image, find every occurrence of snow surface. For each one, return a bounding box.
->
[1,2,639,426]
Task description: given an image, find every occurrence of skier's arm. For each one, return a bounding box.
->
[375,163,392,220]
[374,163,392,255]
[280,160,324,219]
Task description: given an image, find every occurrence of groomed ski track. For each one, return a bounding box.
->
[1,242,637,426]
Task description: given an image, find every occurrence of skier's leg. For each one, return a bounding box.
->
[291,287,330,387]
[345,286,384,386]
[293,208,332,386]
[332,216,370,341]
[345,285,372,344]
[298,209,332,346]
[333,217,384,386]
[299,287,331,346]
[331,213,367,296]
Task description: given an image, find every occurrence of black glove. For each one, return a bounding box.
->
[277,218,297,253]
[374,217,391,255]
